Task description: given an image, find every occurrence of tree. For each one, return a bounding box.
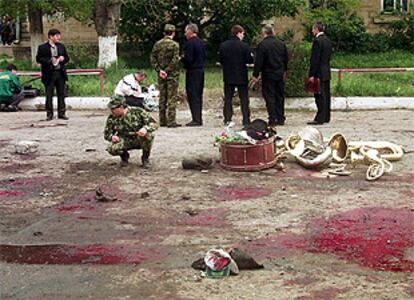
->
[304,0,366,52]
[0,0,92,65]
[92,0,122,68]
[120,0,304,55]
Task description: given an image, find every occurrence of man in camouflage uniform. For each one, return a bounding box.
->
[150,24,181,128]
[104,95,158,168]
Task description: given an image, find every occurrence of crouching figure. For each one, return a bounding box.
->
[104,95,158,168]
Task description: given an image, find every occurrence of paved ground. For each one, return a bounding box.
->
[0,107,413,300]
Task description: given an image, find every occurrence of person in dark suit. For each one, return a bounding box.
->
[307,21,332,125]
[182,23,205,127]
[219,25,254,126]
[252,25,288,126]
[36,28,70,121]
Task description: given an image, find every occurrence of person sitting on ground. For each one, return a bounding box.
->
[114,71,147,109]
[104,95,158,168]
[0,64,23,112]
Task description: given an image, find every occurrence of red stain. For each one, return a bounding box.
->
[179,208,228,227]
[216,186,272,201]
[277,168,317,178]
[309,208,414,272]
[7,176,53,186]
[311,287,350,300]
[49,186,122,216]
[407,284,414,297]
[14,153,39,161]
[284,276,318,287]
[0,163,35,172]
[387,172,414,184]
[0,189,26,198]
[0,244,147,265]
[244,208,414,272]
[401,189,414,198]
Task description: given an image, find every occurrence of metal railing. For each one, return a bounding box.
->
[331,67,414,84]
[16,68,105,95]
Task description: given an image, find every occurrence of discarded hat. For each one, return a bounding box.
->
[108,94,126,109]
[164,24,176,32]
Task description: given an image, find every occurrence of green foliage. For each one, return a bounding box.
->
[285,43,311,97]
[304,0,367,53]
[120,0,304,55]
[65,44,98,69]
[0,0,92,21]
[387,14,414,51]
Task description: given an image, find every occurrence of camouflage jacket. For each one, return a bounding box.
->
[150,36,180,78]
[104,107,158,141]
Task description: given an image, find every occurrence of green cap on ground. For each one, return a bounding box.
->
[164,24,176,32]
[108,94,126,109]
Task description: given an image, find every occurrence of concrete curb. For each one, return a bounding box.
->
[19,96,414,111]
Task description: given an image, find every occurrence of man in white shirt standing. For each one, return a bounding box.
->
[114,71,146,109]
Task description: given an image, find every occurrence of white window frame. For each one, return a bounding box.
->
[381,0,410,13]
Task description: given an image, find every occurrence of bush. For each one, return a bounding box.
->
[304,8,367,53]
[285,42,311,97]
[387,14,414,51]
[66,44,98,69]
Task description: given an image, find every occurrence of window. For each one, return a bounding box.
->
[381,0,409,13]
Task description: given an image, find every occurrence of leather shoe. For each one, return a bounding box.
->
[167,122,182,128]
[46,115,53,121]
[141,158,151,169]
[276,121,285,126]
[58,115,69,120]
[185,121,202,127]
[306,120,324,125]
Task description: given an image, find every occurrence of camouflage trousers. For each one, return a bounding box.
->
[158,77,179,126]
[107,136,153,156]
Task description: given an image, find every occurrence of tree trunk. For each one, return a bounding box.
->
[92,0,121,68]
[28,5,43,67]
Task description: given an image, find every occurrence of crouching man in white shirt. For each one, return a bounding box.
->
[114,71,147,109]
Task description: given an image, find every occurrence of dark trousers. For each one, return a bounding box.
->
[0,93,24,111]
[223,83,250,125]
[261,77,285,125]
[45,71,66,117]
[125,95,145,109]
[186,69,204,124]
[314,80,331,123]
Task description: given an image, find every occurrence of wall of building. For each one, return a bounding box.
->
[42,16,98,44]
[272,0,412,38]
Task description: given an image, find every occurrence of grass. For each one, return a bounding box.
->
[2,49,414,97]
[330,50,414,97]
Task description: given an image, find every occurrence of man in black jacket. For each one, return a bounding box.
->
[307,21,332,125]
[36,28,70,121]
[182,23,205,126]
[252,25,288,126]
[219,25,254,126]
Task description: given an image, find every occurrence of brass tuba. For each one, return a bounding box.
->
[285,127,332,169]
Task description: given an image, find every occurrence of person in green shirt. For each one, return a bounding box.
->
[104,95,158,168]
[0,64,23,112]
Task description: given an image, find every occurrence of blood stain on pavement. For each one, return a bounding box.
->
[0,244,149,265]
[244,208,414,272]
[215,186,272,201]
[0,189,26,199]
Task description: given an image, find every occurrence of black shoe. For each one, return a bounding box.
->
[120,151,129,167]
[307,120,324,125]
[141,150,151,168]
[58,115,69,120]
[276,121,285,126]
[167,122,182,128]
[141,158,151,168]
[46,115,53,121]
[185,121,202,127]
